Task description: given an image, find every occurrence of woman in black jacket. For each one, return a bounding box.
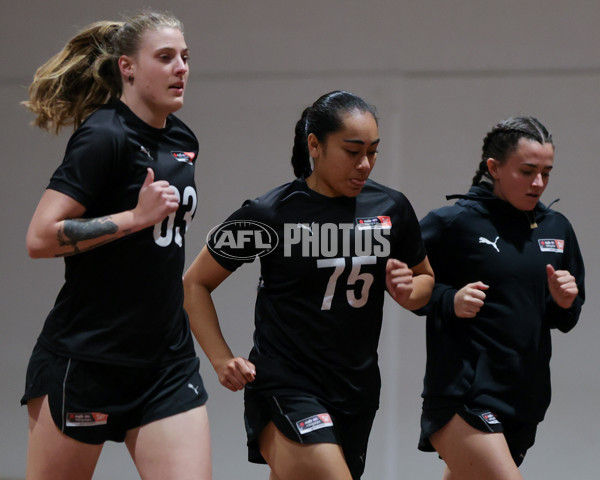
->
[417,116,585,480]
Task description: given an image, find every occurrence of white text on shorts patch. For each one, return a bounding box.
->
[480,411,500,425]
[296,413,333,434]
[66,412,108,427]
[538,239,564,253]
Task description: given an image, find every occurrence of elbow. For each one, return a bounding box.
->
[547,297,583,333]
[552,312,580,333]
[412,274,435,310]
[397,288,433,312]
[26,230,51,258]
[182,277,200,302]
[27,243,46,259]
[407,295,432,312]
[182,274,193,292]
[556,320,578,333]
[183,273,217,295]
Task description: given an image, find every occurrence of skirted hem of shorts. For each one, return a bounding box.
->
[21,342,208,444]
[418,397,538,467]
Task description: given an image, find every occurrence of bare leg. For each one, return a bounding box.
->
[259,421,352,480]
[430,414,523,480]
[125,405,212,480]
[26,396,103,480]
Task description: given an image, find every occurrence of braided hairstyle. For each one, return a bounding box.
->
[23,10,183,134]
[291,90,378,178]
[472,116,553,186]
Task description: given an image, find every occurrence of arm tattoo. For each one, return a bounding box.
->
[56,216,119,257]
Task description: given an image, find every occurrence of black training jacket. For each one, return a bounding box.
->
[417,183,585,423]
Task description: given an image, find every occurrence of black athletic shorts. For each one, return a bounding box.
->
[419,400,537,467]
[244,389,376,480]
[21,342,208,444]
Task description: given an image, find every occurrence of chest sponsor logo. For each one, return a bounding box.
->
[478,236,500,252]
[480,411,500,425]
[140,145,153,160]
[538,239,564,253]
[356,216,392,230]
[66,412,109,427]
[171,151,196,164]
[296,413,333,435]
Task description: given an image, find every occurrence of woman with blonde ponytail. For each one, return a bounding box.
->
[22,10,212,480]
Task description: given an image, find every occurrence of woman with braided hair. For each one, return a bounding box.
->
[22,10,211,479]
[416,116,585,479]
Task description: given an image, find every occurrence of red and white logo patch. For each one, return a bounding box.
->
[171,151,196,164]
[356,216,392,230]
[66,412,109,427]
[296,413,333,435]
[538,239,564,253]
[480,411,500,425]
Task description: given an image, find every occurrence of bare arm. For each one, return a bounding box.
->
[386,256,435,311]
[26,168,178,258]
[183,246,256,392]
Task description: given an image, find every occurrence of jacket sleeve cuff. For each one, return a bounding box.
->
[413,283,458,320]
[545,295,583,333]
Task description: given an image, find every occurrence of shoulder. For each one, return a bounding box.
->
[227,180,298,221]
[81,103,126,134]
[541,203,570,222]
[539,204,577,233]
[423,203,464,222]
[361,178,412,206]
[419,200,478,235]
[66,104,126,151]
[253,179,309,209]
[359,179,422,224]
[165,113,199,145]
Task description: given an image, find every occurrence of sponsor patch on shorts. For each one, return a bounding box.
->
[296,413,333,434]
[356,216,392,230]
[480,411,500,425]
[538,239,564,253]
[66,412,109,427]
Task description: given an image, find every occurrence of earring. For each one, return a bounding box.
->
[128,75,134,85]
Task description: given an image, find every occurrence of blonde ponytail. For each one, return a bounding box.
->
[24,10,183,134]
[23,21,123,134]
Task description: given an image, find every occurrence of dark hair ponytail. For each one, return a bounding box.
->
[291,107,312,178]
[290,90,378,178]
[472,116,553,186]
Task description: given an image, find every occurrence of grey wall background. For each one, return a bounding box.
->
[1,1,598,478]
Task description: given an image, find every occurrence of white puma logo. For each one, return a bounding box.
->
[297,222,314,233]
[187,383,199,395]
[140,145,153,160]
[479,236,500,253]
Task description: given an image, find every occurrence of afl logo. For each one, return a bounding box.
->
[207,220,278,260]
